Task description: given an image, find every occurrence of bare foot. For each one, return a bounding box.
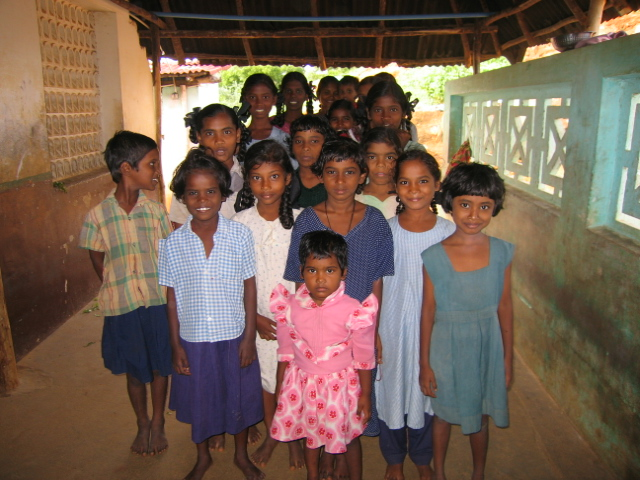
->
[288,440,305,470]
[385,463,405,480]
[251,436,278,467]
[248,425,262,446]
[334,453,349,479]
[148,420,168,456]
[183,454,212,480]
[319,449,335,479]
[416,464,434,480]
[235,455,266,479]
[130,421,150,456]
[208,434,225,452]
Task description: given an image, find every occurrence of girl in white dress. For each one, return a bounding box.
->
[232,139,304,470]
[376,150,454,480]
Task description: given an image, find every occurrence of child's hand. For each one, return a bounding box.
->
[238,335,257,368]
[256,314,277,341]
[419,366,437,397]
[376,333,383,364]
[172,344,191,375]
[357,395,371,425]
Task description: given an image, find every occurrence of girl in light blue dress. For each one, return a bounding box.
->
[376,150,454,480]
[420,162,514,480]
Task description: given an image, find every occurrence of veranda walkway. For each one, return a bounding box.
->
[0,303,614,480]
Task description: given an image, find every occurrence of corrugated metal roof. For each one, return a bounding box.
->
[130,0,639,67]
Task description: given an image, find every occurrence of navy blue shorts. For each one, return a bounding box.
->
[102,305,172,384]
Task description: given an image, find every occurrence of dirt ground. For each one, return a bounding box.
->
[413,110,445,164]
[0,301,616,480]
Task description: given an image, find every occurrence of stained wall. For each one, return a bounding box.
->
[0,0,155,359]
[445,34,640,478]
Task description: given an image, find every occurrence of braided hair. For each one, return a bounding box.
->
[393,150,442,215]
[236,140,295,229]
[272,72,315,128]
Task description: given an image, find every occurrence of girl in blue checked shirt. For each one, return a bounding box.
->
[159,149,265,480]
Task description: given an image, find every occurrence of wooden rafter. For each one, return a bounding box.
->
[516,11,537,46]
[375,0,386,68]
[610,0,633,14]
[501,16,579,49]
[108,0,168,29]
[138,25,499,39]
[562,0,590,28]
[480,0,501,56]
[187,53,496,67]
[483,0,543,26]
[450,0,472,67]
[159,0,185,63]
[310,0,327,70]
[236,0,255,66]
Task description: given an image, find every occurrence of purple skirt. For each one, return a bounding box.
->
[169,335,264,444]
[102,305,172,384]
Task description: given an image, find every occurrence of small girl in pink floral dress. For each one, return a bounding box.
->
[270,230,377,480]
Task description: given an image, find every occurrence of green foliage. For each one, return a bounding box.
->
[52,181,67,193]
[218,58,511,108]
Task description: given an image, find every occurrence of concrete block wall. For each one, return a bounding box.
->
[445,34,640,478]
[0,0,155,358]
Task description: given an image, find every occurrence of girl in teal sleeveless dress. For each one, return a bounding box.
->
[419,163,514,480]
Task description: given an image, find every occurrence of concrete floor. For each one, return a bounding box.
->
[0,303,615,480]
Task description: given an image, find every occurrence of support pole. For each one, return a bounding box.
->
[311,0,327,70]
[150,24,165,203]
[587,0,606,33]
[0,269,19,394]
[472,22,482,74]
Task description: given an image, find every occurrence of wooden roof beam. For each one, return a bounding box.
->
[375,0,386,68]
[159,0,185,63]
[182,53,497,67]
[139,25,498,39]
[483,0,543,26]
[109,0,168,29]
[236,0,255,66]
[480,0,501,56]
[562,0,590,28]
[516,11,537,46]
[450,0,472,68]
[310,0,327,70]
[501,16,579,50]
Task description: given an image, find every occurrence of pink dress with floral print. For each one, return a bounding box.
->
[269,282,377,453]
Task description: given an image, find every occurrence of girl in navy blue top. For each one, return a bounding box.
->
[284,137,394,479]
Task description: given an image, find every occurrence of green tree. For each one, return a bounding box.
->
[217,58,510,108]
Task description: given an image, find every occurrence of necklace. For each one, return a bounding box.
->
[325,200,356,235]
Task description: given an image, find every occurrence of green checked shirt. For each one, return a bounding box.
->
[79,190,171,316]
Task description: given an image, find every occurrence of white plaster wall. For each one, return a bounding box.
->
[114,12,155,138]
[93,5,154,143]
[0,0,50,184]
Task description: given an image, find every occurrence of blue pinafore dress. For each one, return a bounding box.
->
[421,236,514,434]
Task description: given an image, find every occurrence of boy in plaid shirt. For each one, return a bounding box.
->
[79,131,172,456]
